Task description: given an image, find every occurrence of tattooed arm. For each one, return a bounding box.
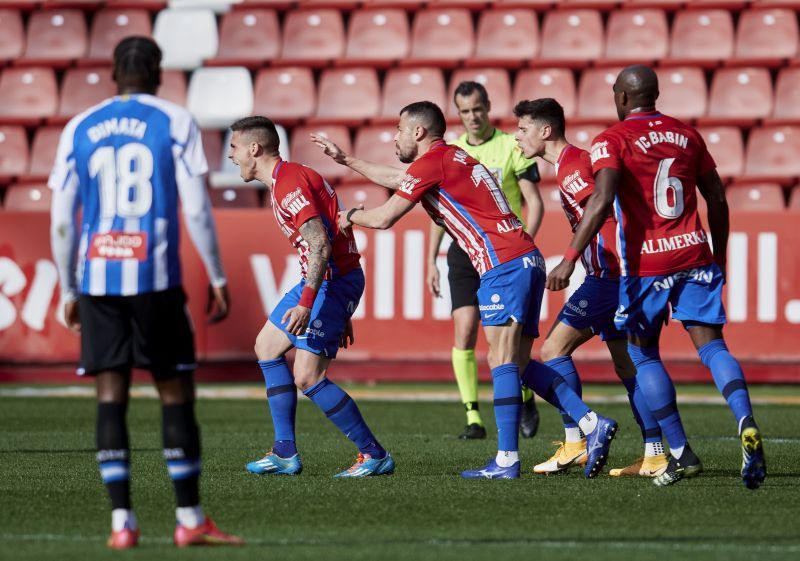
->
[281,217,332,335]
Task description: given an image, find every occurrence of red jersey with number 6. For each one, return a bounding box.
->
[395,141,535,276]
[270,159,361,279]
[590,111,716,277]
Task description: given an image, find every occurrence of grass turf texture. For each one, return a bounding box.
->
[1,388,799,561]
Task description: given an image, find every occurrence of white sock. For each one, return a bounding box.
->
[564,427,584,443]
[671,445,685,459]
[577,411,598,435]
[111,509,137,532]
[645,441,665,457]
[176,506,206,529]
[495,450,519,467]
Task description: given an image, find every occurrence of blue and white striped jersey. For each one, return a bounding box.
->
[49,94,208,296]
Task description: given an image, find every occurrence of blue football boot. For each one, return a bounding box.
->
[584,415,618,478]
[461,458,520,479]
[246,450,303,475]
[335,452,395,477]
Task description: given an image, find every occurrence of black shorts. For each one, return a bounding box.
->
[78,287,196,379]
[447,243,480,311]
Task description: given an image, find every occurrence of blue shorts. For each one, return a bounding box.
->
[269,268,365,358]
[614,263,727,338]
[556,276,625,341]
[477,249,546,338]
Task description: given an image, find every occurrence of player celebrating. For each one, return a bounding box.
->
[427,81,544,441]
[313,101,618,480]
[547,65,766,488]
[514,98,667,477]
[49,37,241,548]
[227,116,394,478]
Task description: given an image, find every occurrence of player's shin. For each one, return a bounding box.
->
[620,376,664,455]
[698,339,754,429]
[544,357,584,442]
[162,402,205,528]
[491,364,522,465]
[97,402,135,528]
[520,360,593,429]
[259,358,298,457]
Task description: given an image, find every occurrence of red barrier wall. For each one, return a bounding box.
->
[1,209,799,370]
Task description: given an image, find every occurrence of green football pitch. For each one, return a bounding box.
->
[1,384,799,561]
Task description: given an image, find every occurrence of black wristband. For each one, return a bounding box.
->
[346,207,358,223]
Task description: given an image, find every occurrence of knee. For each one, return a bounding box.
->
[453,325,478,350]
[293,368,323,392]
[627,342,660,369]
[539,339,564,363]
[254,332,280,361]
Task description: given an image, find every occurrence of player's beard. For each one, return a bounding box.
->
[396,143,417,164]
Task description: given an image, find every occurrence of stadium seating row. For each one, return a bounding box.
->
[2,6,800,70]
[1,64,799,128]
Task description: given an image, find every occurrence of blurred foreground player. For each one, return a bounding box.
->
[49,37,242,548]
[313,101,618,480]
[427,81,543,440]
[227,116,394,478]
[514,98,666,477]
[547,65,766,488]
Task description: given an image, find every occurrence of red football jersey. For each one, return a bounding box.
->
[395,141,535,276]
[270,160,361,279]
[555,144,620,279]
[590,111,716,276]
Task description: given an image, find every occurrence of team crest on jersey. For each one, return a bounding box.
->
[399,174,421,195]
[590,141,610,164]
[281,188,311,216]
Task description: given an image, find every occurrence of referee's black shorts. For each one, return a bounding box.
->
[78,287,196,379]
[447,242,480,311]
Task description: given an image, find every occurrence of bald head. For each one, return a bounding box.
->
[612,65,659,120]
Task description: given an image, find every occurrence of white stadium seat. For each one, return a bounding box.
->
[168,0,235,13]
[153,8,218,69]
[187,67,253,128]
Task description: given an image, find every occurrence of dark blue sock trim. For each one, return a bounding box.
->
[644,428,662,439]
[303,378,328,399]
[267,384,296,397]
[652,403,679,421]
[324,394,352,417]
[494,396,523,407]
[722,379,748,400]
[259,358,288,368]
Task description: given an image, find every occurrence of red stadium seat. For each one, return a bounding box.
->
[492,0,552,9]
[743,126,800,183]
[447,68,512,121]
[789,184,800,209]
[568,123,606,151]
[290,125,352,181]
[575,67,622,123]
[157,70,187,107]
[768,67,800,125]
[334,182,391,208]
[300,0,360,9]
[208,187,262,208]
[278,9,345,67]
[54,67,116,124]
[18,9,87,67]
[378,67,447,123]
[623,0,683,7]
[83,8,151,65]
[352,125,407,174]
[0,9,25,65]
[206,9,279,68]
[655,67,708,121]
[4,183,52,212]
[253,67,316,126]
[536,9,604,68]
[23,126,61,182]
[0,126,28,184]
[701,67,773,126]
[726,182,785,210]
[0,68,58,126]
[664,9,734,68]
[234,0,292,8]
[601,9,668,66]
[340,9,409,68]
[106,0,165,9]
[730,8,799,67]
[202,129,223,173]
[697,126,744,180]
[361,0,425,9]
[312,67,381,126]
[404,8,475,67]
[41,0,104,8]
[513,68,577,119]
[467,8,539,68]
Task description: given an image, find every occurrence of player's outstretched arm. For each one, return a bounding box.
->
[426,223,445,297]
[696,168,729,278]
[310,133,405,190]
[339,194,416,231]
[547,168,618,291]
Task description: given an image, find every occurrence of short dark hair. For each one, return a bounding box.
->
[400,101,446,139]
[112,36,162,92]
[453,81,489,107]
[513,98,566,138]
[230,115,280,155]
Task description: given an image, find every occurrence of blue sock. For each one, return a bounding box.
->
[259,358,297,458]
[627,343,686,451]
[521,360,591,424]
[303,378,385,458]
[698,339,753,425]
[620,376,662,444]
[544,356,582,430]
[491,363,522,452]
